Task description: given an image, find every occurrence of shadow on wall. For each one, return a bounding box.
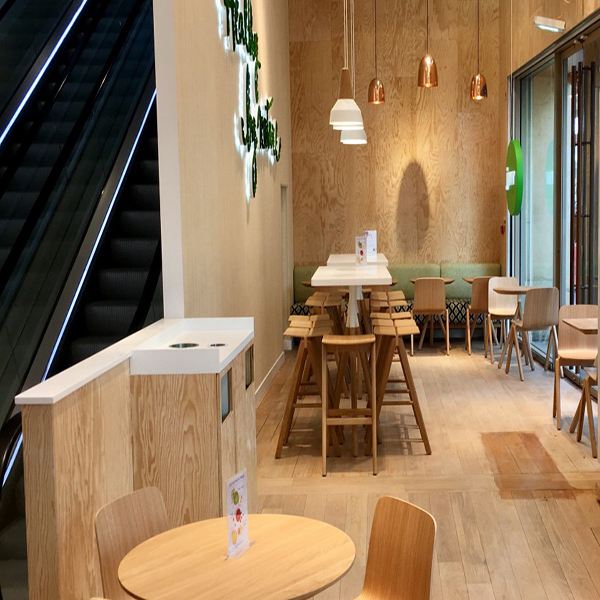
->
[397,161,429,257]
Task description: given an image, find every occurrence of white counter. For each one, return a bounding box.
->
[15,318,254,405]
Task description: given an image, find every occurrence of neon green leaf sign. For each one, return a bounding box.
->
[505,139,523,216]
[221,0,282,199]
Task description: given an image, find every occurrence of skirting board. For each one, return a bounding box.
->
[255,351,285,407]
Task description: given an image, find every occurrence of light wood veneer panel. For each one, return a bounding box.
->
[22,362,132,600]
[131,373,221,525]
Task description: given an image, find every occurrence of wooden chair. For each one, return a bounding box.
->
[569,364,597,458]
[465,277,490,356]
[95,487,169,600]
[321,334,377,476]
[356,496,436,600]
[371,312,431,454]
[412,278,449,355]
[487,276,518,364]
[502,287,559,381]
[553,304,597,429]
[275,314,337,458]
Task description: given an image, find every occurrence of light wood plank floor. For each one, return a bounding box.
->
[256,341,600,600]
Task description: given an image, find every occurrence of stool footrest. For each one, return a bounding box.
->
[326,417,373,426]
[328,408,373,417]
[292,402,321,409]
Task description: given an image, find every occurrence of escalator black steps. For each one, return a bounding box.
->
[69,335,122,365]
[146,136,158,157]
[129,183,159,209]
[109,238,157,267]
[137,159,158,183]
[96,267,149,300]
[0,518,26,561]
[119,210,160,238]
[84,300,138,335]
[0,193,40,219]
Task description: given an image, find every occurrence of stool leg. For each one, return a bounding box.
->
[488,315,495,364]
[577,381,586,442]
[350,352,359,458]
[466,308,471,354]
[570,386,584,434]
[585,379,597,458]
[419,316,429,350]
[430,315,434,346]
[275,340,307,458]
[553,356,561,429]
[321,344,328,477]
[371,342,377,475]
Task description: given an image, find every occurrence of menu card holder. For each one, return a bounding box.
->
[355,235,367,265]
[226,469,251,558]
[365,230,377,262]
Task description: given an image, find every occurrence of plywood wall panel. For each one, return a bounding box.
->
[291,0,505,267]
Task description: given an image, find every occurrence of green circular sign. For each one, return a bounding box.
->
[506,139,523,216]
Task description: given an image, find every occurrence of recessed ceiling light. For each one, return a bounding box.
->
[534,16,566,33]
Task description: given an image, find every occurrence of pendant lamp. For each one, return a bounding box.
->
[368,0,385,104]
[330,0,364,131]
[418,0,438,88]
[470,0,488,100]
[341,128,367,145]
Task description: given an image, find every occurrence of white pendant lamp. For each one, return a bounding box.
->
[330,0,364,132]
[341,128,367,145]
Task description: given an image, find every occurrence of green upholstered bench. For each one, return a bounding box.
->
[291,262,502,325]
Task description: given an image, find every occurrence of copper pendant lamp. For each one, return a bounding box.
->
[368,0,384,104]
[470,0,488,100]
[418,0,438,88]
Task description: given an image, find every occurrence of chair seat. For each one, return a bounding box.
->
[584,367,598,383]
[557,349,597,362]
[490,308,517,318]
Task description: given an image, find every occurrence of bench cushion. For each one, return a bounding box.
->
[293,266,318,303]
[388,263,440,300]
[441,263,501,300]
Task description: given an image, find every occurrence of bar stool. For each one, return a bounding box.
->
[569,363,597,458]
[412,278,449,355]
[502,287,559,381]
[275,314,341,458]
[487,276,518,364]
[465,277,490,356]
[371,312,431,454]
[370,290,414,355]
[553,304,597,429]
[321,334,377,476]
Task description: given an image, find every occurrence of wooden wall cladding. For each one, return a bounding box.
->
[22,362,133,600]
[290,0,505,266]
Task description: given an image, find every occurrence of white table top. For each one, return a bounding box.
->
[311,265,392,287]
[327,253,389,266]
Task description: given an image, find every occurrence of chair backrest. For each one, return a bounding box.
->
[470,277,490,313]
[361,496,436,600]
[488,276,518,314]
[558,304,598,353]
[95,487,169,599]
[522,287,559,330]
[413,278,446,313]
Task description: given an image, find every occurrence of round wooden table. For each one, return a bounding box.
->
[118,514,356,600]
[410,277,455,284]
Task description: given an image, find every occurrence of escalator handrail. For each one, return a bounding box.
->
[128,234,162,335]
[0,0,91,146]
[0,413,22,502]
[0,0,147,314]
[0,0,105,197]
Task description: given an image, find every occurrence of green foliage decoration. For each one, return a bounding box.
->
[223,0,282,197]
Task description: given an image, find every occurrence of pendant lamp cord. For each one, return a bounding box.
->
[426,0,429,54]
[510,0,514,138]
[477,0,480,72]
[374,0,378,77]
[351,0,355,97]
[344,0,348,69]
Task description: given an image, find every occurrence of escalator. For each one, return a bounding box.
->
[0,0,163,596]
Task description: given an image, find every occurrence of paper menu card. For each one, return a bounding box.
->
[365,230,377,262]
[355,235,367,265]
[226,469,250,558]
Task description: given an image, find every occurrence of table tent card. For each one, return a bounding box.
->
[365,230,377,262]
[226,469,250,558]
[355,235,367,265]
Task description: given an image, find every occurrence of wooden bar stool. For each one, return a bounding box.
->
[371,290,414,355]
[275,314,341,458]
[371,312,431,454]
[321,334,377,476]
[569,364,597,458]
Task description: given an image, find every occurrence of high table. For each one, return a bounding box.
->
[311,264,392,329]
[327,253,389,266]
[118,514,356,600]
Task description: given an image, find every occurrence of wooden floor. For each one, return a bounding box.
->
[256,340,600,600]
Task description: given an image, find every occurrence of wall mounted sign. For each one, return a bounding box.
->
[505,139,523,216]
[219,0,282,199]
